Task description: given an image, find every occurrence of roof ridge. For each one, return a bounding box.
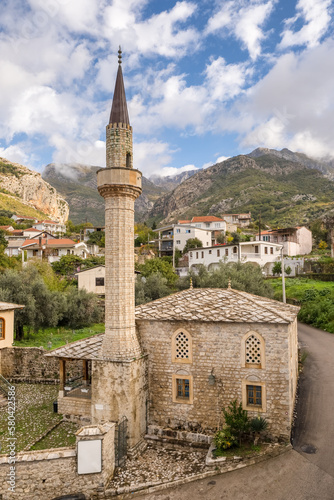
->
[230,287,298,321]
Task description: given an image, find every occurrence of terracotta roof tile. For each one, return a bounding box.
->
[191,216,224,223]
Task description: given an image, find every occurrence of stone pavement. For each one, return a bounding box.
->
[109,444,209,490]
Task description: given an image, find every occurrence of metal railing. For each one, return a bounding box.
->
[0,374,12,397]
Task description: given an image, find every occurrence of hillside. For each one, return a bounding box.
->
[0,158,69,222]
[148,153,334,227]
[42,163,167,225]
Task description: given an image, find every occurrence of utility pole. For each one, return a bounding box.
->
[258,211,261,241]
[281,246,286,303]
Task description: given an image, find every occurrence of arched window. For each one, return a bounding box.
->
[242,331,265,369]
[172,329,192,364]
[0,318,5,340]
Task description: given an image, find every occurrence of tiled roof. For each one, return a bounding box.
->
[178,220,191,224]
[22,238,76,248]
[191,216,224,223]
[135,288,299,324]
[0,301,25,311]
[45,288,299,360]
[45,334,104,360]
[24,228,41,232]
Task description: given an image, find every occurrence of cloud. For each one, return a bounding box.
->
[279,0,332,49]
[133,140,175,176]
[232,40,334,157]
[158,164,198,177]
[206,0,276,60]
[0,145,31,166]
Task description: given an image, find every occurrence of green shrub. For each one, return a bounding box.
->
[214,425,237,451]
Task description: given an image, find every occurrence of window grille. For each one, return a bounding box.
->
[245,334,261,366]
[175,332,190,360]
[177,378,190,399]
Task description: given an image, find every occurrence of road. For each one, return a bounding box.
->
[138,323,334,500]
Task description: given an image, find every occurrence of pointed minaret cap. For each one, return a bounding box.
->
[189,277,193,289]
[228,278,231,289]
[109,46,130,125]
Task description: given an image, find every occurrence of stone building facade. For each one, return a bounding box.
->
[136,287,299,441]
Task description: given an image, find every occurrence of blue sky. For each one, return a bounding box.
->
[0,0,333,178]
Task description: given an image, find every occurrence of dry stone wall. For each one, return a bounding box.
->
[0,347,82,382]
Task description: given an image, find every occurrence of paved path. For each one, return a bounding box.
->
[138,323,334,499]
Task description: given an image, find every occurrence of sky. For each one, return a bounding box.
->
[0,0,334,178]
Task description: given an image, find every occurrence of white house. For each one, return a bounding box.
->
[157,224,212,261]
[179,216,227,232]
[188,241,283,275]
[21,238,89,263]
[256,226,312,256]
[76,265,106,295]
[33,220,66,235]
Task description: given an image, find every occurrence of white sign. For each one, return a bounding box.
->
[77,440,102,474]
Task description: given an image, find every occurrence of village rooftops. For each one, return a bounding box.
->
[46,287,299,361]
[178,216,225,224]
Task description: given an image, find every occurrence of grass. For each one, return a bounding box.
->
[268,277,334,302]
[13,323,105,350]
[0,384,62,453]
[213,443,262,458]
[268,277,334,333]
[30,421,79,450]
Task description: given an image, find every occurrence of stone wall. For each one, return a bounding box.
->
[0,347,82,382]
[0,423,115,500]
[59,395,92,422]
[137,319,297,440]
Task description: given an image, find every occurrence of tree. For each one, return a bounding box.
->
[272,261,282,276]
[138,258,178,286]
[285,265,292,276]
[216,233,226,244]
[135,272,171,305]
[177,261,274,298]
[60,288,103,329]
[87,231,105,247]
[318,240,328,250]
[183,238,203,254]
[222,400,250,446]
[52,255,84,276]
[0,267,65,340]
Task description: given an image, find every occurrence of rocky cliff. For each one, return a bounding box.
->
[42,163,166,225]
[0,157,69,222]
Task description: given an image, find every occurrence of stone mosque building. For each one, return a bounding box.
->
[48,49,299,453]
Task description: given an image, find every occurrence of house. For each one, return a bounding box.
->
[0,225,14,232]
[256,226,312,256]
[11,215,38,224]
[188,241,283,276]
[84,226,105,241]
[33,219,66,235]
[221,213,252,227]
[0,302,25,350]
[4,240,24,257]
[179,216,227,232]
[21,238,89,263]
[45,52,299,451]
[76,266,106,295]
[22,228,55,239]
[156,224,212,260]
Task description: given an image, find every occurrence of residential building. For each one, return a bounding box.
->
[179,216,227,232]
[11,215,38,224]
[188,241,283,275]
[156,224,212,259]
[33,219,66,235]
[256,226,312,256]
[21,238,89,263]
[76,265,106,295]
[0,302,24,350]
[221,213,252,227]
[4,240,24,257]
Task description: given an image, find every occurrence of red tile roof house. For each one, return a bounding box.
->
[21,238,89,263]
[33,220,66,235]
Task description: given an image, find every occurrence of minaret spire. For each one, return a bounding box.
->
[109,46,130,125]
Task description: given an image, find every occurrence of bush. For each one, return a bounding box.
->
[222,400,250,445]
[214,425,237,451]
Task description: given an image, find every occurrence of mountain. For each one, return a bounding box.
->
[42,163,166,225]
[149,169,198,191]
[148,152,334,227]
[248,148,334,180]
[0,157,69,222]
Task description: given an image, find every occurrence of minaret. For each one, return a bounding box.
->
[97,47,142,360]
[92,48,147,451]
